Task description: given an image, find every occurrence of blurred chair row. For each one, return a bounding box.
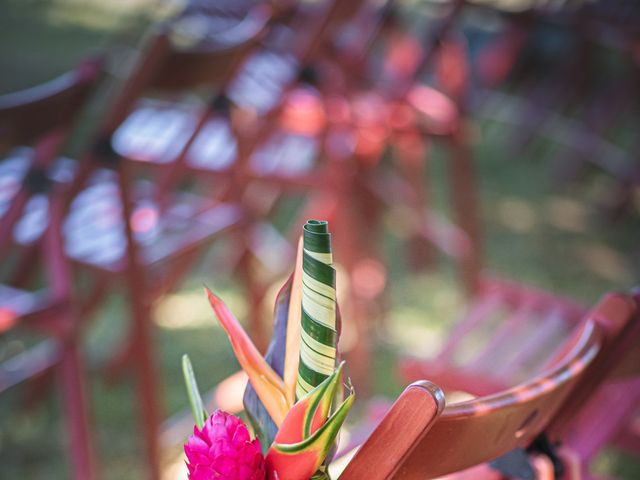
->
[0,0,638,479]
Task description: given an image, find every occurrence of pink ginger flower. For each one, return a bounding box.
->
[185,410,266,480]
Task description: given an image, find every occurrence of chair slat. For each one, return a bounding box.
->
[0,340,59,393]
[471,300,535,372]
[0,59,101,149]
[504,308,567,379]
[437,291,503,362]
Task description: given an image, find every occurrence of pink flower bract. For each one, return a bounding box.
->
[185,410,266,480]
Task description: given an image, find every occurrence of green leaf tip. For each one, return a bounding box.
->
[302,361,345,438]
[182,354,208,429]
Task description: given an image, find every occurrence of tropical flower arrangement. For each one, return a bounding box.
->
[182,220,355,480]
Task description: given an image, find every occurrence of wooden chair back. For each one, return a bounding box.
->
[0,59,101,151]
[341,299,618,479]
[150,7,271,91]
[99,6,270,134]
[60,4,270,229]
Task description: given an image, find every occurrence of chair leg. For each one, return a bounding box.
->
[10,245,40,288]
[43,198,98,478]
[115,164,163,479]
[446,129,482,297]
[394,131,436,270]
[104,338,134,384]
[130,299,163,480]
[59,335,98,480]
[102,291,163,479]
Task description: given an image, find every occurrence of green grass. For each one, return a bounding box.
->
[0,1,638,478]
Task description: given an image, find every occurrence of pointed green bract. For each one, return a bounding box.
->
[272,390,354,455]
[182,354,208,429]
[298,220,337,400]
[266,364,354,480]
[303,363,344,438]
[271,363,345,446]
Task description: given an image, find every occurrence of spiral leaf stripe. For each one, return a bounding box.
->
[297,220,337,400]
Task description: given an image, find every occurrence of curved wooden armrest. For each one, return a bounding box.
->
[340,381,445,480]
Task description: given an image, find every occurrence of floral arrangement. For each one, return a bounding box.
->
[182,220,354,480]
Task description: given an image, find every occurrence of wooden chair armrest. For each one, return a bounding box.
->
[340,381,445,480]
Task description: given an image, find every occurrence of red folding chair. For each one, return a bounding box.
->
[0,59,102,480]
[396,211,639,476]
[340,290,638,479]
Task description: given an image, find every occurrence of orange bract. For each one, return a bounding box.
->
[206,288,291,426]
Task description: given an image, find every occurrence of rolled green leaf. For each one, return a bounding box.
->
[182,354,208,429]
[297,220,337,400]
